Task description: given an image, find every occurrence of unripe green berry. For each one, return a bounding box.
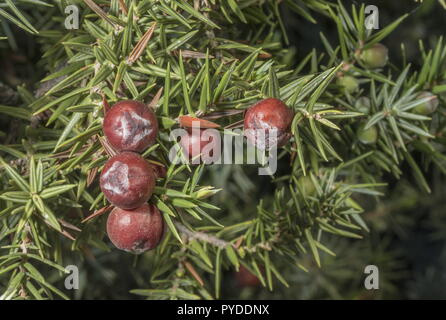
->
[357,123,378,144]
[412,91,439,115]
[360,43,388,69]
[337,75,359,94]
[355,97,371,114]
